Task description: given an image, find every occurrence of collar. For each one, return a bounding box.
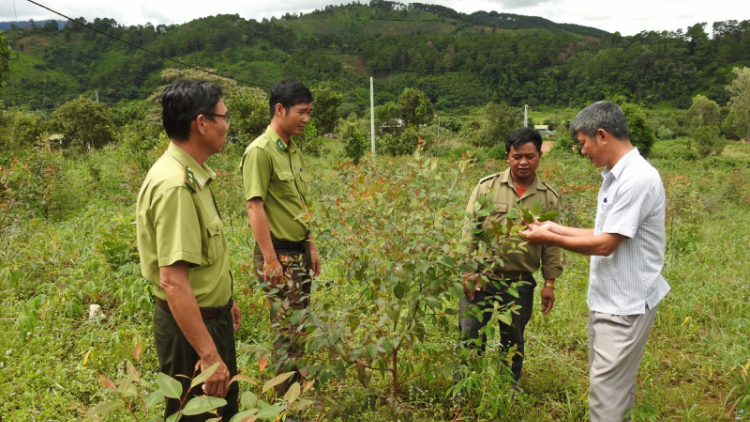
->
[497,168,545,191]
[265,126,298,153]
[166,142,215,189]
[602,147,639,180]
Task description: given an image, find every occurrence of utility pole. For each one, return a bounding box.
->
[95,90,99,103]
[524,104,528,128]
[370,77,375,154]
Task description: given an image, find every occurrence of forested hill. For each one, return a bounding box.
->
[1,1,749,114]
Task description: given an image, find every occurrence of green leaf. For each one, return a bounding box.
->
[126,360,140,381]
[367,344,378,361]
[256,404,286,419]
[531,202,540,216]
[190,361,220,389]
[86,401,121,416]
[394,283,405,299]
[284,382,301,403]
[166,411,181,422]
[157,373,183,399]
[521,208,534,224]
[182,396,227,416]
[145,391,165,409]
[538,210,559,222]
[240,391,258,408]
[229,409,258,422]
[292,398,315,411]
[262,371,296,393]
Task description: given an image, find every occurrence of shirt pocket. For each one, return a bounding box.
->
[274,171,298,200]
[205,215,224,265]
[483,202,509,232]
[298,172,310,201]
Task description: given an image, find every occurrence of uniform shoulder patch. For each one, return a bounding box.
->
[184,166,198,193]
[478,173,500,186]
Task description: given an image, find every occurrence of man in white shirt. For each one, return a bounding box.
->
[521,101,670,422]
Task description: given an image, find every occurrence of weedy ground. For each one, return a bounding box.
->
[1,140,749,421]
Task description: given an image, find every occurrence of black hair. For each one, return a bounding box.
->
[505,127,543,154]
[269,78,314,118]
[161,80,223,141]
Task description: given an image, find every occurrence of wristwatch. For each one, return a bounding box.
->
[544,281,555,290]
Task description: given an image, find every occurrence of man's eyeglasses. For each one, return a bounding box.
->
[204,112,232,123]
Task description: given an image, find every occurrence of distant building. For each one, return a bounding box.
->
[534,124,555,137]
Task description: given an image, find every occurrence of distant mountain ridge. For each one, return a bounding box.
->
[0,20,66,31]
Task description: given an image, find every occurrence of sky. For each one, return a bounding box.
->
[2,0,745,36]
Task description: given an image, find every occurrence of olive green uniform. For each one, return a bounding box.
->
[459,168,562,381]
[240,126,313,392]
[136,142,237,420]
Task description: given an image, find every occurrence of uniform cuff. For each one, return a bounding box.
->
[158,250,202,267]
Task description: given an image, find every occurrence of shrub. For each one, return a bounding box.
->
[693,125,725,157]
[657,125,674,140]
[339,118,367,164]
[50,97,118,149]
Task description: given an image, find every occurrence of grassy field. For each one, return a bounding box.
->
[1,138,749,421]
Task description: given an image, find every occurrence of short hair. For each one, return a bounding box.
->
[505,127,543,154]
[269,78,314,118]
[570,101,629,141]
[161,80,223,141]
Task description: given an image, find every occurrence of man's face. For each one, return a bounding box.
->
[278,102,312,136]
[203,98,229,154]
[577,131,604,167]
[506,142,541,182]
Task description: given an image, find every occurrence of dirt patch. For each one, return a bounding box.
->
[542,141,554,153]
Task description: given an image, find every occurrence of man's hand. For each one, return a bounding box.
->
[230,301,242,333]
[309,247,321,278]
[462,272,482,301]
[263,258,284,286]
[540,283,555,315]
[520,223,553,245]
[200,354,230,398]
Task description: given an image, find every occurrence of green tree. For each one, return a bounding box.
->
[621,103,656,158]
[0,31,10,92]
[50,97,118,149]
[397,88,433,127]
[688,94,721,128]
[310,87,343,135]
[721,109,742,140]
[0,110,46,153]
[225,88,268,142]
[465,102,521,148]
[727,67,750,139]
[340,115,367,164]
[693,125,725,157]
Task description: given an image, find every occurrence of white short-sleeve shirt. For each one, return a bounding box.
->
[589,148,670,315]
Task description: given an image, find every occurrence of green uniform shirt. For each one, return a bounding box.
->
[136,142,232,307]
[240,126,310,242]
[462,168,563,280]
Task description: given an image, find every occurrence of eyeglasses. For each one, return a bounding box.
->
[204,112,232,123]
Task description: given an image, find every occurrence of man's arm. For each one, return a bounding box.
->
[160,262,230,398]
[537,220,594,237]
[522,224,625,256]
[308,232,321,278]
[246,199,283,286]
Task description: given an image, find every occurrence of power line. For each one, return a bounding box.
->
[24,0,256,86]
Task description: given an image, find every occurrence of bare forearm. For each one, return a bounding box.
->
[547,222,594,237]
[546,232,621,256]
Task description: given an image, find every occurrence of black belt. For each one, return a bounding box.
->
[155,297,233,320]
[272,240,306,251]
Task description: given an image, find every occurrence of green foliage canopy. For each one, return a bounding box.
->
[50,97,117,149]
[727,67,750,139]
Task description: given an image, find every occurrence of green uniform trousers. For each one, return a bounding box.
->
[153,305,239,421]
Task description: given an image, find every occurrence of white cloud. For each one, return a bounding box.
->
[1,0,744,35]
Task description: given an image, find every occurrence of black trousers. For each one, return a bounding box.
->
[457,276,537,382]
[153,306,239,421]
